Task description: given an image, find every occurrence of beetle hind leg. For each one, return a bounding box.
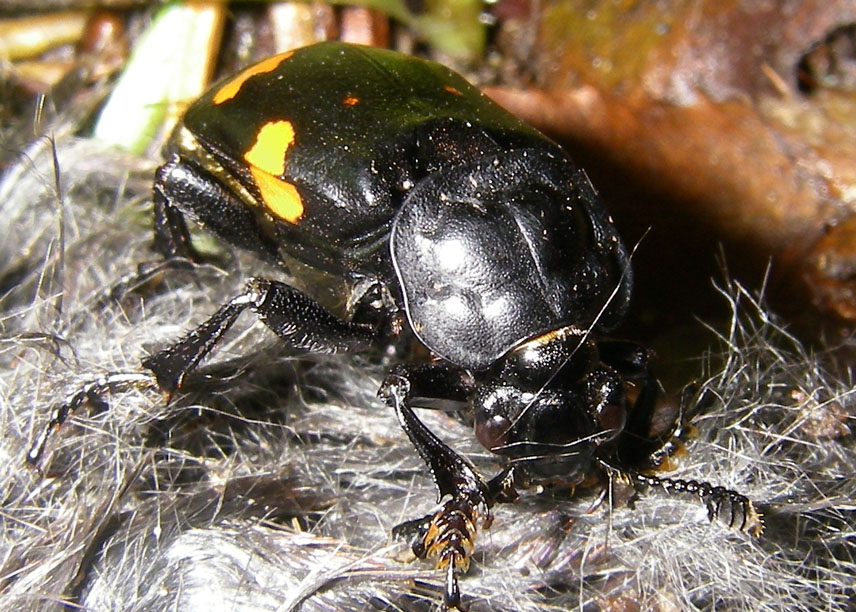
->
[28,279,380,467]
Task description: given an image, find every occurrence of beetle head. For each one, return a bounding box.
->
[472,326,627,483]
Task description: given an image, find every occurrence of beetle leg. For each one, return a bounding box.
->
[632,472,764,536]
[153,189,199,261]
[26,372,153,467]
[595,339,672,466]
[615,369,666,466]
[379,366,484,501]
[597,338,655,383]
[143,277,377,392]
[597,340,660,443]
[385,363,476,407]
[154,156,282,263]
[380,368,498,610]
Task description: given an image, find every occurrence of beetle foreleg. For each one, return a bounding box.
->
[143,277,377,391]
[615,369,666,466]
[594,339,669,467]
[632,472,764,536]
[385,363,475,407]
[379,370,485,502]
[380,370,498,609]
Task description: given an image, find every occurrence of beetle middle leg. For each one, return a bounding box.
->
[596,338,678,466]
[153,187,198,261]
[27,279,379,466]
[143,277,378,392]
[152,155,282,263]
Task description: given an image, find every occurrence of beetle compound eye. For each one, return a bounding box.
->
[472,382,521,451]
[475,414,512,451]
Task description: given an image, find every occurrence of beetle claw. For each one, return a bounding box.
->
[443,550,464,610]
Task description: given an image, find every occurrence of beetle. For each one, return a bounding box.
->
[28,41,761,609]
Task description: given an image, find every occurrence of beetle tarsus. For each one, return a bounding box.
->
[443,549,465,610]
[26,371,153,467]
[393,493,484,611]
[632,472,764,536]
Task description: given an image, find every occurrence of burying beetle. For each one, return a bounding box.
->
[28,41,762,609]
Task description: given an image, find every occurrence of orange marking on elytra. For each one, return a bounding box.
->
[213,50,294,105]
[244,120,295,176]
[243,120,302,222]
[249,166,304,223]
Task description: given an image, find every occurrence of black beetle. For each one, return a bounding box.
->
[28,41,761,609]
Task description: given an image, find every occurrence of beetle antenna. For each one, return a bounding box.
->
[496,429,619,466]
